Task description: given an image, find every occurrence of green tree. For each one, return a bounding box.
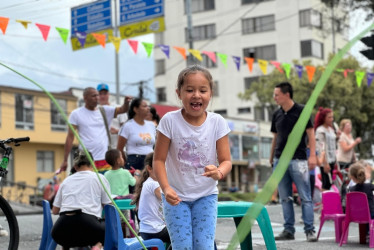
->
[238,55,374,158]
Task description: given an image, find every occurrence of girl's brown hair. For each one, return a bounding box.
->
[131,152,153,207]
[176,65,213,92]
[349,161,367,184]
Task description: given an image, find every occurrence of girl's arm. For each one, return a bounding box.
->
[154,187,162,200]
[203,135,232,180]
[153,132,181,205]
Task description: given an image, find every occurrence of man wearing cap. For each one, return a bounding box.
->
[58,87,131,174]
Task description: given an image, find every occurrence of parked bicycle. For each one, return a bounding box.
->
[0,137,30,250]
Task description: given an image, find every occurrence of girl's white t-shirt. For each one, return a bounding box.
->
[53,171,112,218]
[138,177,165,233]
[119,119,156,155]
[157,109,230,201]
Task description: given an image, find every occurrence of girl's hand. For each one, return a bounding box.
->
[202,165,222,180]
[163,186,181,206]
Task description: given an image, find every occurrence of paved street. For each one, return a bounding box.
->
[9,202,368,249]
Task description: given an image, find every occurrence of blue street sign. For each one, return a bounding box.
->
[119,0,164,25]
[71,0,112,36]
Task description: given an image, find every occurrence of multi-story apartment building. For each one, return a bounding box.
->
[0,86,77,202]
[153,0,348,191]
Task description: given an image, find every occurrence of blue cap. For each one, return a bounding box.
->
[97,83,109,92]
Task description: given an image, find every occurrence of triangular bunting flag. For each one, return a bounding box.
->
[217,53,228,67]
[344,69,354,78]
[92,33,106,48]
[270,61,283,73]
[127,39,138,54]
[232,56,241,71]
[336,68,344,73]
[188,49,203,61]
[109,36,121,53]
[202,51,216,64]
[258,59,268,75]
[295,65,303,79]
[55,27,69,44]
[305,65,316,83]
[35,23,50,41]
[355,71,365,87]
[75,31,87,48]
[0,17,9,35]
[158,44,170,58]
[142,42,154,57]
[244,57,254,72]
[282,63,291,79]
[367,72,374,87]
[16,19,31,29]
[173,46,186,60]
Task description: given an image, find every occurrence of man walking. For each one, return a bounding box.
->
[58,87,131,174]
[270,82,317,242]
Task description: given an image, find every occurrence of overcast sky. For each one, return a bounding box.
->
[0,0,155,103]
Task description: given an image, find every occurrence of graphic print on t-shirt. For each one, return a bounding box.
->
[177,138,209,175]
[138,133,152,145]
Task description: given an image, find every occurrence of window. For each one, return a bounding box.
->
[301,40,323,59]
[260,137,272,159]
[15,94,34,130]
[213,81,219,97]
[244,76,259,90]
[229,134,240,160]
[214,109,227,116]
[242,136,259,161]
[238,107,251,114]
[254,106,265,121]
[243,45,276,61]
[155,59,165,75]
[299,9,322,28]
[0,148,14,185]
[185,0,215,13]
[37,151,54,172]
[186,24,216,42]
[51,99,67,131]
[157,87,167,102]
[155,32,164,45]
[242,15,275,34]
[242,0,272,4]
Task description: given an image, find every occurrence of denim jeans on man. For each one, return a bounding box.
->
[274,158,314,234]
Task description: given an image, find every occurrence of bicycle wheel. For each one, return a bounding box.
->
[0,195,19,250]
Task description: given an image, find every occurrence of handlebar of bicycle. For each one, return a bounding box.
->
[0,137,30,145]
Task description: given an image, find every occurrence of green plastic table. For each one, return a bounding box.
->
[114,199,135,210]
[217,201,277,250]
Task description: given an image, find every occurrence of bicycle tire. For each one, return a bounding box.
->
[0,195,19,250]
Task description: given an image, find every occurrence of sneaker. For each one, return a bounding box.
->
[0,228,8,237]
[275,230,295,240]
[306,230,317,242]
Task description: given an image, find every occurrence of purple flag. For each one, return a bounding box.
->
[295,64,303,79]
[75,31,87,48]
[158,44,170,58]
[232,56,241,71]
[367,72,374,87]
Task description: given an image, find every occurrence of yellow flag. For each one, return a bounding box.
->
[258,59,268,75]
[188,49,203,61]
[109,36,121,53]
[16,20,31,29]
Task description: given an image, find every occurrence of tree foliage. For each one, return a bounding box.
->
[322,0,374,20]
[238,55,374,158]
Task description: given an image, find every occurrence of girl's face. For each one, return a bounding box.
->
[324,112,334,127]
[176,72,212,119]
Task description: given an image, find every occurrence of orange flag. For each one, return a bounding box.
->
[127,39,138,54]
[16,19,31,29]
[0,17,9,35]
[173,46,186,60]
[244,57,254,72]
[92,33,106,48]
[305,65,316,83]
[35,23,50,41]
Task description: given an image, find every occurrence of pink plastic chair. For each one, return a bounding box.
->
[317,191,345,242]
[339,192,374,247]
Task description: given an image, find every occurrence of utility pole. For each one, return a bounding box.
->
[186,0,193,50]
[331,0,336,54]
[113,0,120,104]
[139,81,144,98]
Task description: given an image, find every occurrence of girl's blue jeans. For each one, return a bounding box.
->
[162,194,217,250]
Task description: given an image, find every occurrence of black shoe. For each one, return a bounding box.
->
[275,230,295,240]
[306,230,317,242]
